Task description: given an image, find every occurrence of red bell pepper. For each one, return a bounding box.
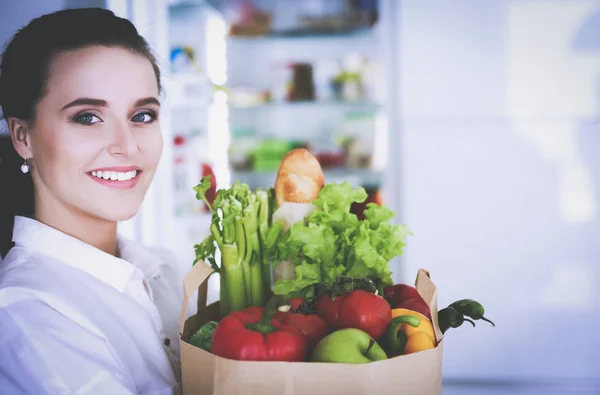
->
[383,283,432,321]
[211,303,308,361]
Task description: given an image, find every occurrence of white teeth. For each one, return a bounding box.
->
[91,170,138,181]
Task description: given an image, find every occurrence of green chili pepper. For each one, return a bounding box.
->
[449,299,495,326]
[384,315,420,357]
[438,307,475,334]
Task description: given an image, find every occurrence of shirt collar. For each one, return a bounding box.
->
[118,235,166,278]
[12,216,136,293]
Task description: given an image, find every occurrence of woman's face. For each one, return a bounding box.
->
[29,46,163,222]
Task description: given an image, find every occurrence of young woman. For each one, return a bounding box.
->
[0,8,184,394]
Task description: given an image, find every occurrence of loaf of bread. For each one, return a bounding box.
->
[274,148,325,207]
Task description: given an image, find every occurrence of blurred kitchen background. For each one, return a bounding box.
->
[1,0,599,393]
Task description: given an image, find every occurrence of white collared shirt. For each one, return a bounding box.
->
[0,216,188,395]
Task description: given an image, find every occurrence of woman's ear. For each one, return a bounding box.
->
[7,117,33,160]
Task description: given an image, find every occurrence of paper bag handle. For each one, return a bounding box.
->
[179,260,214,334]
[415,268,444,342]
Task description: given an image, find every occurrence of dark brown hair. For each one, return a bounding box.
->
[0,8,162,258]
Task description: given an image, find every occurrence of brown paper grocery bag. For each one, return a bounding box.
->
[179,262,443,395]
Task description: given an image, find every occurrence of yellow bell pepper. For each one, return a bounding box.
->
[385,308,437,356]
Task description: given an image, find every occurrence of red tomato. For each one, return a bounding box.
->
[278,312,329,350]
[337,290,392,339]
[289,298,304,312]
[273,298,308,322]
[316,294,346,330]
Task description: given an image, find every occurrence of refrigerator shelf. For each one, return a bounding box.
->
[230,168,382,190]
[229,100,381,111]
[166,72,214,109]
[227,27,378,42]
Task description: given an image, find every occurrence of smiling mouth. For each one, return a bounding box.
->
[88,169,140,181]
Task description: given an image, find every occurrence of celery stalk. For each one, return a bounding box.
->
[245,203,265,306]
[220,244,245,316]
[221,203,235,245]
[234,217,251,305]
[194,177,278,315]
[210,223,223,249]
[256,190,272,296]
[249,254,264,306]
[249,230,265,306]
[218,267,230,316]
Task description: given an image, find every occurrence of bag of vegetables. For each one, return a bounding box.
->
[179,263,444,395]
[178,149,493,395]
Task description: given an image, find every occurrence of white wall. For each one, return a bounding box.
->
[0,0,65,50]
[387,0,600,383]
[0,0,66,135]
[0,0,111,67]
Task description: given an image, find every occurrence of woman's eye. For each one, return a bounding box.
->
[132,111,157,123]
[73,113,102,125]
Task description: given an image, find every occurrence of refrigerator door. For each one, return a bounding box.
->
[115,0,223,307]
[102,0,177,250]
[381,0,600,386]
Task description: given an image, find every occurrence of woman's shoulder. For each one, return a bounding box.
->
[118,236,190,277]
[0,245,88,305]
[0,248,79,327]
[147,244,180,266]
[0,245,43,283]
[118,237,177,268]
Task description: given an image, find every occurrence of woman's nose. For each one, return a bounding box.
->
[107,121,139,158]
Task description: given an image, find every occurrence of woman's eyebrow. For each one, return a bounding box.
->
[60,97,160,112]
[60,98,107,111]
[135,97,160,107]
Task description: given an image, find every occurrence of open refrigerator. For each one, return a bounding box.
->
[120,0,392,271]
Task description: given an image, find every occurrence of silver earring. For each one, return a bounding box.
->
[20,157,30,174]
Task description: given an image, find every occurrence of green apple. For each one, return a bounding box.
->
[310,328,388,363]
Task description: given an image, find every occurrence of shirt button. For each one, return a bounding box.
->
[164,338,171,346]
